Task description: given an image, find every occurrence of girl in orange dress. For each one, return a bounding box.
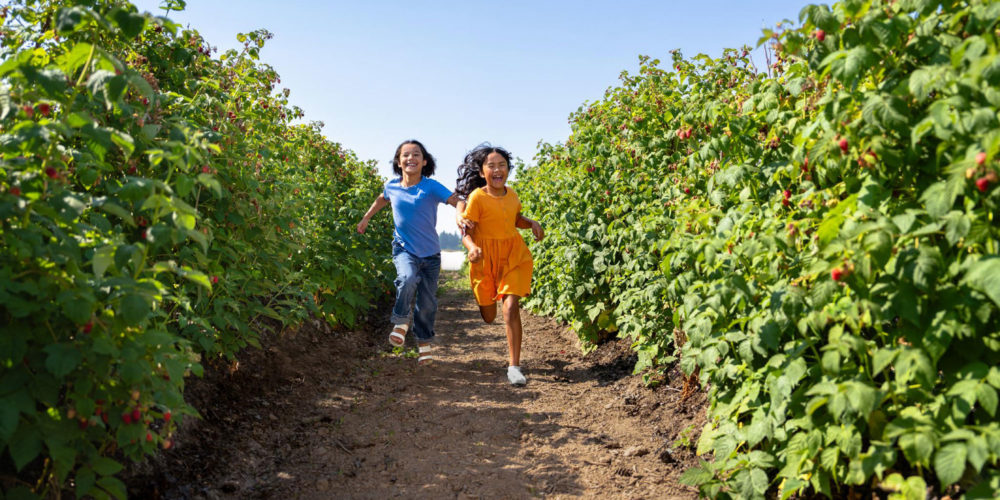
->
[455,144,544,386]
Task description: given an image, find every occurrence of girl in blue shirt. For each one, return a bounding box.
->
[357,139,463,364]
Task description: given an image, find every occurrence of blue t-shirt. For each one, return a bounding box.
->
[383,177,452,258]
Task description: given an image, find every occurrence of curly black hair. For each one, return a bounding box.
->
[391,139,436,177]
[455,143,514,199]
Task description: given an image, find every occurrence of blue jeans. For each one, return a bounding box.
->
[391,242,441,343]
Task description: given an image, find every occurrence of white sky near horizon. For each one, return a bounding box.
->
[130,0,810,234]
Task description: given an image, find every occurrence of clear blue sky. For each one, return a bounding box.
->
[131,0,809,233]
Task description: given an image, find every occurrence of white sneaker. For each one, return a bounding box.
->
[507,366,526,386]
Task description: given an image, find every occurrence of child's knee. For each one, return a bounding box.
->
[395,272,420,290]
[480,305,497,323]
[502,297,520,315]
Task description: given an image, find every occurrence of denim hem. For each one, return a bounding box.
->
[389,314,412,326]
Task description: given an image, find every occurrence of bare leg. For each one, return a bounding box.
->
[479,303,497,324]
[502,295,522,366]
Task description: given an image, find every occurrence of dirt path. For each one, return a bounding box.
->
[128,272,706,499]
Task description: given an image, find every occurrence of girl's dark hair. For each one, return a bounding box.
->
[455,143,513,198]
[391,139,436,177]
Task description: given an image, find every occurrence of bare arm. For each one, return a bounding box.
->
[356,194,389,234]
[453,198,474,231]
[516,213,544,241]
[462,226,482,263]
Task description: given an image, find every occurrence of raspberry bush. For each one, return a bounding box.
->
[0,1,392,497]
[516,0,1000,497]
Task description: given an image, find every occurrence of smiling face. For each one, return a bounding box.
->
[480,152,509,193]
[397,143,427,178]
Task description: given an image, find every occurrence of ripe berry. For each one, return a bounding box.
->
[10,186,20,197]
[82,321,93,334]
[976,176,991,192]
[683,187,691,194]
[122,412,132,424]
[146,432,153,442]
[831,268,845,281]
[163,411,172,422]
[38,103,50,117]
[815,29,826,41]
[838,138,849,154]
[783,189,791,199]
[202,165,211,173]
[976,152,987,166]
[132,408,141,422]
[44,166,58,179]
[23,105,33,117]
[211,275,219,284]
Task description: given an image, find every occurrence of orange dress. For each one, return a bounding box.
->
[462,187,533,306]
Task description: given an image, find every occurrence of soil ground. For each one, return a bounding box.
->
[126,271,707,499]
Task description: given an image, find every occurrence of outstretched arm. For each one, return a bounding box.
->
[451,196,474,231]
[516,213,544,241]
[356,194,389,234]
[462,226,483,263]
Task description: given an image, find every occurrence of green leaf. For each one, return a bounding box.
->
[9,426,42,471]
[678,461,714,486]
[93,245,115,278]
[76,467,96,498]
[43,343,83,378]
[0,401,19,442]
[119,293,150,326]
[943,211,971,246]
[50,445,78,482]
[180,268,212,290]
[91,456,123,476]
[750,467,769,494]
[975,383,998,417]
[56,42,94,75]
[97,475,127,500]
[97,200,135,226]
[109,8,146,38]
[820,446,839,471]
[872,347,897,374]
[934,442,967,486]
[56,6,89,34]
[963,257,1000,308]
[921,179,961,219]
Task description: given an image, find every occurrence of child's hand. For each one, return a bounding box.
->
[356,219,368,234]
[456,214,475,232]
[530,220,544,241]
[467,245,483,263]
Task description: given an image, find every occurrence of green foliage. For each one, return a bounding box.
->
[0,0,392,497]
[515,0,1000,497]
